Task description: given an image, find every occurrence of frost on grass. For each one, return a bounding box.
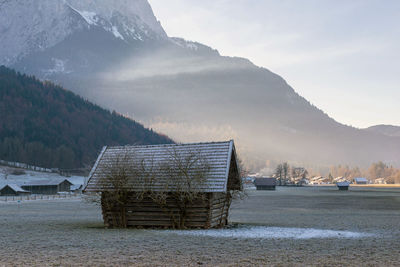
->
[165,226,374,239]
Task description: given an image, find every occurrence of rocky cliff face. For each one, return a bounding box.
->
[0,0,166,65]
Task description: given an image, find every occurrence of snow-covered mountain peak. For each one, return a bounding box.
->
[65,0,166,37]
[0,0,167,65]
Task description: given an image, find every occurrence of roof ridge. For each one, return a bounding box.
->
[0,183,27,192]
[21,178,70,185]
[107,140,233,149]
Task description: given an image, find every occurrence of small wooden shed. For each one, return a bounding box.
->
[336,181,350,191]
[354,177,368,184]
[21,179,72,194]
[0,184,30,196]
[84,140,242,229]
[254,178,276,190]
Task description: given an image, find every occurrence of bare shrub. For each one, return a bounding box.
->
[145,148,212,229]
[100,151,141,228]
[96,147,215,229]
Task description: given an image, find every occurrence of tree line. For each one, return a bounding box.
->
[275,162,308,185]
[273,161,400,184]
[327,162,400,184]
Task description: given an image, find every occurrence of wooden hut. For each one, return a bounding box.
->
[21,179,72,194]
[354,177,368,184]
[254,177,276,190]
[336,181,350,191]
[84,140,242,229]
[0,184,30,196]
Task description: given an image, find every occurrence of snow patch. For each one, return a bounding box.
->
[66,3,98,26]
[111,26,124,40]
[80,11,98,25]
[172,38,199,51]
[135,33,143,41]
[0,165,84,189]
[166,226,374,239]
[0,0,167,65]
[186,43,199,51]
[43,58,71,76]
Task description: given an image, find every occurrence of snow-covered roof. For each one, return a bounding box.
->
[70,184,83,191]
[0,184,29,193]
[21,178,72,186]
[85,141,241,193]
[354,177,368,182]
[336,181,350,187]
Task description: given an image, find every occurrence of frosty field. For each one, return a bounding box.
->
[1,186,400,266]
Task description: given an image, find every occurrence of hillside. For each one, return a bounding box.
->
[2,0,400,169]
[365,125,400,137]
[0,66,172,169]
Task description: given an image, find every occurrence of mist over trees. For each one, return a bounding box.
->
[273,161,400,184]
[0,66,172,169]
[319,162,400,184]
[275,162,308,185]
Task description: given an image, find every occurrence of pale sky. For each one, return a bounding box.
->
[148,0,400,128]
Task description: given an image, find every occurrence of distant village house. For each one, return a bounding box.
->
[0,184,30,196]
[310,176,330,185]
[374,178,387,184]
[21,179,72,194]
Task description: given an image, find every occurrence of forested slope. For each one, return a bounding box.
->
[0,66,173,169]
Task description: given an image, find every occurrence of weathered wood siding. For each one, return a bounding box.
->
[21,185,58,195]
[255,185,276,190]
[208,192,231,228]
[101,192,231,229]
[58,180,71,192]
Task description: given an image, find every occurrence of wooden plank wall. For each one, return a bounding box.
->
[209,192,231,228]
[101,192,231,229]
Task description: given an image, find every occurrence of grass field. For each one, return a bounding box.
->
[1,186,399,266]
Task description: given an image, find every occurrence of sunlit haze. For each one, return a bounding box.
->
[149,0,400,128]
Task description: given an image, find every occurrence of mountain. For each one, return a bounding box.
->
[0,0,166,65]
[0,66,172,169]
[1,0,400,169]
[366,125,400,137]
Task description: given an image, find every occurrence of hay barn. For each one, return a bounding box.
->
[0,184,30,196]
[336,181,350,190]
[84,140,242,229]
[21,179,72,194]
[254,178,276,190]
[354,177,368,184]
